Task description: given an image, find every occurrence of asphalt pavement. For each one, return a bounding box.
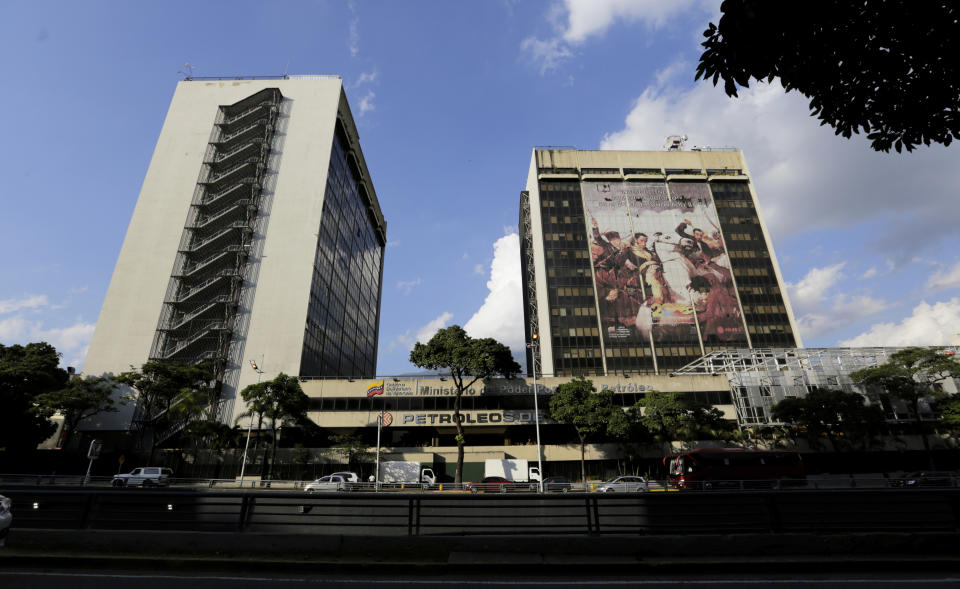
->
[2,565,960,588]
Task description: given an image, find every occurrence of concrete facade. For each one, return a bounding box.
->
[82,76,384,431]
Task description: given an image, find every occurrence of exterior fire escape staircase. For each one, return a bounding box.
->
[143,88,283,447]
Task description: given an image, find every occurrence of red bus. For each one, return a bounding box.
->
[664,448,805,489]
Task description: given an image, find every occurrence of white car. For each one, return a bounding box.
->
[305,474,349,492]
[598,476,648,493]
[112,467,173,487]
[330,471,359,483]
[0,495,11,548]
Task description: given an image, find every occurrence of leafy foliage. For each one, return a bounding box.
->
[0,343,67,451]
[850,347,960,467]
[36,376,120,449]
[238,373,310,479]
[548,377,630,482]
[183,420,239,452]
[327,433,374,471]
[696,0,960,152]
[409,325,520,484]
[635,391,733,444]
[116,360,215,458]
[771,388,885,451]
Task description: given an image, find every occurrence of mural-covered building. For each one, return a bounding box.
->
[520,145,801,377]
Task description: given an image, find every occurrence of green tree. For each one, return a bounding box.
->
[934,396,960,429]
[183,420,238,451]
[0,343,67,451]
[851,347,960,468]
[547,377,630,483]
[696,0,959,152]
[771,388,885,453]
[36,376,120,449]
[237,373,309,480]
[116,360,215,461]
[409,325,520,484]
[327,433,375,474]
[635,391,735,447]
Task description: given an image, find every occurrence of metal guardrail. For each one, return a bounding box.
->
[2,473,956,492]
[2,487,959,537]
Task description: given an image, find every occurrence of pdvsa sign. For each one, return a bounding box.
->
[400,411,544,426]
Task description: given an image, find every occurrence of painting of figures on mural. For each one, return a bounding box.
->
[582,181,747,350]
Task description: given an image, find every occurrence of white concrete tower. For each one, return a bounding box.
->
[81,76,386,440]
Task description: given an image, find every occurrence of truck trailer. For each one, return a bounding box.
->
[377,461,437,486]
[484,459,541,483]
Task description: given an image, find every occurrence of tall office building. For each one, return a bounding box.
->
[520,146,799,377]
[82,76,386,438]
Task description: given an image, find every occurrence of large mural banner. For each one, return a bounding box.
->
[582,181,745,349]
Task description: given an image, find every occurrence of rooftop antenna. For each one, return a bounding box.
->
[283,60,290,79]
[178,62,195,80]
[664,134,687,151]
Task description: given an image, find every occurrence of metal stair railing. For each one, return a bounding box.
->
[202,159,259,185]
[220,100,275,126]
[173,270,239,303]
[207,140,262,164]
[180,222,250,254]
[164,300,230,331]
[161,323,230,358]
[216,120,271,145]
[186,203,247,231]
[201,183,251,207]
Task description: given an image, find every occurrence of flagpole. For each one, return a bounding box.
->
[239,357,263,482]
[375,410,382,493]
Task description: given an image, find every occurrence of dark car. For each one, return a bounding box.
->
[542,476,573,493]
[465,476,514,493]
[895,471,955,488]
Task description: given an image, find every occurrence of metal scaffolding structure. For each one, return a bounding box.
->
[673,347,960,426]
[519,190,542,377]
[142,88,284,444]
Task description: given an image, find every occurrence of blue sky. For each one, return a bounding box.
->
[2,0,959,374]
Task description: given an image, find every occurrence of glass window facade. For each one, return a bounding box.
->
[301,124,384,378]
[538,181,606,377]
[710,182,797,347]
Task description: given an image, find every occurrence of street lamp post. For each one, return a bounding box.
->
[530,333,544,493]
[239,358,263,482]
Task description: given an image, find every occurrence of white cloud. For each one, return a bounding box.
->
[35,321,95,367]
[348,0,360,57]
[520,37,573,75]
[861,267,878,280]
[417,312,454,344]
[562,0,701,43]
[786,263,888,340]
[0,315,29,341]
[0,315,95,368]
[386,331,414,354]
[839,298,960,347]
[464,234,525,352]
[928,261,960,290]
[600,78,960,254]
[396,278,421,295]
[354,71,377,87]
[523,1,709,75]
[790,263,845,311]
[358,91,375,116]
[473,263,485,275]
[0,294,49,314]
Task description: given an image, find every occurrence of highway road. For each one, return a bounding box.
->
[1,566,960,588]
